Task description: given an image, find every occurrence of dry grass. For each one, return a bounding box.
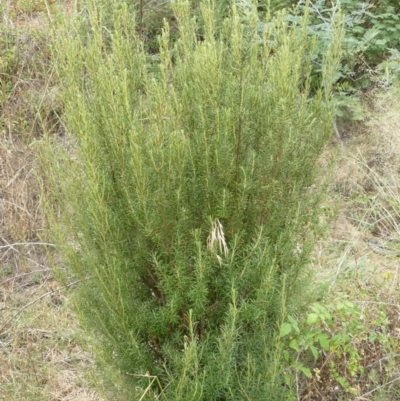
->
[0,138,103,401]
[305,88,400,400]
[325,88,400,286]
[0,2,102,400]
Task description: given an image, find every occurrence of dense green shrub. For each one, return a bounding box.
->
[43,0,342,399]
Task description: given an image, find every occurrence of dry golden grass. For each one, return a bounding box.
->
[0,3,102,400]
[325,88,400,287]
[306,88,400,400]
[0,139,103,400]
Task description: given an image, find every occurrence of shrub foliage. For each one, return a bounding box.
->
[44,0,342,399]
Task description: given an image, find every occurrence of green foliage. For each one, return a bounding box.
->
[0,25,55,139]
[292,0,400,89]
[0,30,17,105]
[376,49,400,86]
[280,295,392,396]
[43,0,342,399]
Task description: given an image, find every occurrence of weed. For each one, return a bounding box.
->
[281,293,399,399]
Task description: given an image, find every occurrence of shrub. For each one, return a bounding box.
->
[43,0,342,399]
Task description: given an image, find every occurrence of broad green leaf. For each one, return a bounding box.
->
[306,313,319,326]
[280,322,292,337]
[299,365,312,378]
[317,333,330,351]
[310,345,319,360]
[289,339,299,352]
[283,350,290,362]
[284,374,292,386]
[287,315,300,334]
[336,302,345,310]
